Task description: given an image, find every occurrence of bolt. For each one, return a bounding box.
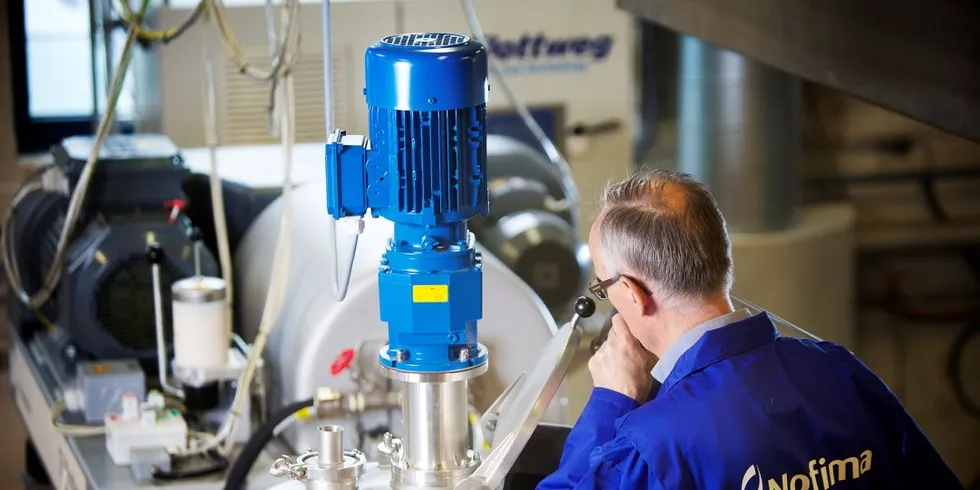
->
[458,347,470,362]
[448,333,460,343]
[394,349,409,362]
[427,97,437,104]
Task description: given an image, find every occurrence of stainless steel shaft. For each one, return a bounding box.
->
[402,380,469,471]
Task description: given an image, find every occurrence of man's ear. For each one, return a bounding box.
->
[622,277,656,316]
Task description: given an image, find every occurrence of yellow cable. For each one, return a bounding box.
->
[295,406,315,421]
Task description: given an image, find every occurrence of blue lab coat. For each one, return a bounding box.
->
[538,312,962,490]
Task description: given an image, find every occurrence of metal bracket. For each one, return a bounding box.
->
[480,372,525,445]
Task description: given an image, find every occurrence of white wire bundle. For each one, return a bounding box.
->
[210,0,301,83]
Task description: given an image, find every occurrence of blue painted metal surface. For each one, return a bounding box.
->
[325,33,490,373]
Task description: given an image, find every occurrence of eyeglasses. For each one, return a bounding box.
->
[588,274,621,301]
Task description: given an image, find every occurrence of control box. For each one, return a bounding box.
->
[105,392,187,465]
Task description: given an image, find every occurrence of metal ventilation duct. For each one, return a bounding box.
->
[677,35,801,233]
[619,0,980,143]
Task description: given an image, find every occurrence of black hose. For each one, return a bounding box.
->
[223,398,314,490]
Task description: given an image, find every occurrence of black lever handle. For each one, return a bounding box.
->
[574,296,596,319]
[145,243,165,265]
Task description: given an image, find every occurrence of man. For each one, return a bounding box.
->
[538,169,961,489]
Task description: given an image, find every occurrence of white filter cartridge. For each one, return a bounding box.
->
[171,276,228,370]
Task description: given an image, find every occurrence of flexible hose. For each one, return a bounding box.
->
[222,398,314,490]
[113,0,205,44]
[201,9,235,339]
[50,398,105,437]
[210,0,300,82]
[179,45,298,459]
[218,64,296,457]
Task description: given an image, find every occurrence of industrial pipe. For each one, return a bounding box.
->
[677,35,801,233]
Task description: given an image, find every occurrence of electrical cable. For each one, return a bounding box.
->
[113,0,206,44]
[1,164,62,331]
[331,225,360,301]
[3,0,151,311]
[50,398,106,438]
[319,0,362,302]
[209,0,301,83]
[732,295,823,342]
[459,0,579,222]
[222,398,314,490]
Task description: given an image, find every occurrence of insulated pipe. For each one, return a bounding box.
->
[677,35,801,233]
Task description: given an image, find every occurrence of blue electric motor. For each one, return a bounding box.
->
[326,33,490,374]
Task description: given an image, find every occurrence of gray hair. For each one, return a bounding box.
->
[597,169,733,302]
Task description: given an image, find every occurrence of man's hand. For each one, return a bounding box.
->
[589,314,657,403]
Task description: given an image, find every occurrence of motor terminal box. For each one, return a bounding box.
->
[71,359,146,424]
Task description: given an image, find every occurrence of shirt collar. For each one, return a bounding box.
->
[652,308,752,383]
[660,312,780,392]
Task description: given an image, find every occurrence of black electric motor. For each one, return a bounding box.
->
[6,134,218,363]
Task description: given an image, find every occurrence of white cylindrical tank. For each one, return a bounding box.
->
[171,276,229,371]
[235,180,562,455]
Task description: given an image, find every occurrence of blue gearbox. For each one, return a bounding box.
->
[325,33,490,373]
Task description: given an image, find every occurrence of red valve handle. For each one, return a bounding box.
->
[330,348,356,375]
[164,199,186,224]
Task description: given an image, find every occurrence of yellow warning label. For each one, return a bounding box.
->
[413,285,449,303]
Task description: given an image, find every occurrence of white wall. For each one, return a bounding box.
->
[156,0,636,240]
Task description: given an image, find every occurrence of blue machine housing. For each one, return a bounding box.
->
[326,33,490,373]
